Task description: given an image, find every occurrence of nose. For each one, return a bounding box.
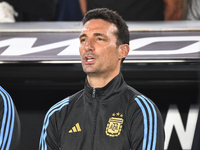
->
[84,39,94,52]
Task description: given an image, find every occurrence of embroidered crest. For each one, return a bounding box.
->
[106,112,123,137]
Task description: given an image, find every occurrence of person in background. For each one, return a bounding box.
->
[39,8,165,150]
[163,0,183,20]
[0,86,21,150]
[79,0,164,21]
[79,0,184,21]
[0,0,84,22]
[53,0,82,21]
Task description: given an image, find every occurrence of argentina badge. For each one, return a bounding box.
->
[106,112,124,137]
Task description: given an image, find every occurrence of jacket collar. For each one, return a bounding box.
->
[84,73,126,101]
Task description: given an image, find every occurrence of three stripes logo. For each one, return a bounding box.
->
[69,123,82,133]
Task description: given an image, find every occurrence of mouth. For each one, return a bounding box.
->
[84,55,95,64]
[86,56,94,62]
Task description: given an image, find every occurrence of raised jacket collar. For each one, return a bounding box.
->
[84,73,127,101]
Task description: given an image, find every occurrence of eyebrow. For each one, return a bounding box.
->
[79,33,86,39]
[93,33,107,37]
[79,33,107,39]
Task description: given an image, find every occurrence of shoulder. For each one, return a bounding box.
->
[133,95,160,116]
[0,86,12,103]
[0,86,15,112]
[125,86,162,120]
[125,86,156,108]
[128,94,164,150]
[44,89,84,119]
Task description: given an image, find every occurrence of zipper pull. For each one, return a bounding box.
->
[92,88,96,98]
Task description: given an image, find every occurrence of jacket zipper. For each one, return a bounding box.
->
[91,88,100,150]
[92,88,96,98]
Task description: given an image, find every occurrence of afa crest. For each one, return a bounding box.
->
[106,112,124,137]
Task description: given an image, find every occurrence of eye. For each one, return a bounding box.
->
[80,38,86,43]
[98,38,103,41]
[96,37,105,41]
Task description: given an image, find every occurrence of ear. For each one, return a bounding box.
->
[118,44,130,60]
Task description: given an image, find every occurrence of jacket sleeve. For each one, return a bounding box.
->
[0,86,21,150]
[39,97,70,150]
[39,108,60,150]
[129,95,165,150]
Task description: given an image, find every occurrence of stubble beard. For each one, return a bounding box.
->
[83,65,99,76]
[83,63,107,78]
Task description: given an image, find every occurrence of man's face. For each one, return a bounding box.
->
[79,19,122,77]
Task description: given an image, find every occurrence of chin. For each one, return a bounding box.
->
[84,70,94,74]
[83,66,95,73]
[83,70,97,75]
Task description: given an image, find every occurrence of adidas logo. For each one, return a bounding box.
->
[69,123,81,133]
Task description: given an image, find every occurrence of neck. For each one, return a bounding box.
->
[87,71,120,88]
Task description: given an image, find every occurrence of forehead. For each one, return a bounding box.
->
[81,19,117,35]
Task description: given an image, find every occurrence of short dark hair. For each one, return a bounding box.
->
[82,8,129,64]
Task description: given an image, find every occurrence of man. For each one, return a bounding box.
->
[39,8,165,150]
[0,86,21,150]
